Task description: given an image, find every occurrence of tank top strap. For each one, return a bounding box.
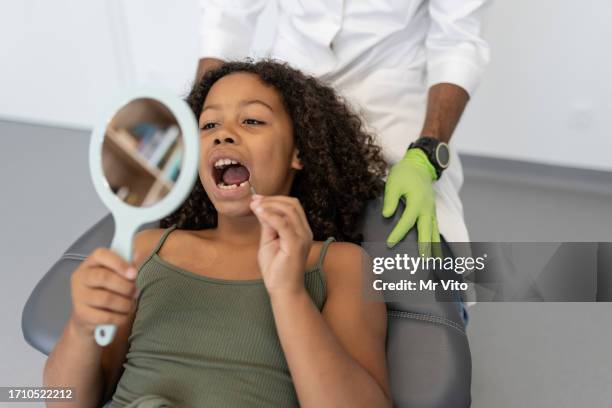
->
[315,236,336,274]
[152,224,178,255]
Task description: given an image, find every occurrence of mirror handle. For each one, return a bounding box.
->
[95,220,137,346]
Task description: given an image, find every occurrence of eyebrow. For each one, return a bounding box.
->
[202,99,274,114]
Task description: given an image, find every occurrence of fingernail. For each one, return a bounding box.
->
[251,194,262,200]
[127,267,137,279]
[133,288,140,299]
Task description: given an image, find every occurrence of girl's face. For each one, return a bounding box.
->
[198,72,302,217]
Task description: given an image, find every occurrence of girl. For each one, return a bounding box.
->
[44,60,391,407]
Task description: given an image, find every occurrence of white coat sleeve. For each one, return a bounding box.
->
[199,0,269,61]
[425,0,491,97]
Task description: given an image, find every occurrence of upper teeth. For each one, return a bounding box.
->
[214,158,240,168]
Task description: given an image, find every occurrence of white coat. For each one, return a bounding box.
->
[198,0,491,246]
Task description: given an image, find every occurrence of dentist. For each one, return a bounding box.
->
[196,0,490,257]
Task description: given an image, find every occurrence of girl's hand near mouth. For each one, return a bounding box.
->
[249,194,313,298]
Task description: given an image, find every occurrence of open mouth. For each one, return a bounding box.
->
[212,158,251,190]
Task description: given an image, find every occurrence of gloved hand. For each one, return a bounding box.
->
[382,148,442,258]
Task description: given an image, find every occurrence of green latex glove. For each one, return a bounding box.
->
[383,148,442,258]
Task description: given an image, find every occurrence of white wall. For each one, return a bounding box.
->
[0,0,200,129]
[454,0,612,172]
[0,1,123,129]
[1,0,610,171]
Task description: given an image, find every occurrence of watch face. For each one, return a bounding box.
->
[435,143,450,168]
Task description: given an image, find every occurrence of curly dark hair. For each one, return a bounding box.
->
[159,59,387,243]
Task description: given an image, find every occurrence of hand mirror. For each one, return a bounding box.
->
[89,88,199,346]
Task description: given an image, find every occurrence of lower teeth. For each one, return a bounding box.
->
[217,181,248,190]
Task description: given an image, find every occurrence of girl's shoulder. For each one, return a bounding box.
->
[132,228,167,269]
[134,226,207,255]
[304,239,339,270]
[133,227,222,270]
[132,227,201,269]
[313,240,367,287]
[321,241,366,269]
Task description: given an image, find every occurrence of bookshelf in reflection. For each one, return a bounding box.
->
[102,122,183,207]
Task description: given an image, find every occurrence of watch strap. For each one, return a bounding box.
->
[407,136,449,179]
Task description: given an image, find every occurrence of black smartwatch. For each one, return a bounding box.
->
[408,136,450,179]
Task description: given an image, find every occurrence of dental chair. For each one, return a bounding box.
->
[22,197,472,407]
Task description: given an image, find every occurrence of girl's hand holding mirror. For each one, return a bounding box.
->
[69,247,139,339]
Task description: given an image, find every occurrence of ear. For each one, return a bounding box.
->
[290,148,304,170]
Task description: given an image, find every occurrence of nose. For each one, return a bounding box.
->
[213,135,235,145]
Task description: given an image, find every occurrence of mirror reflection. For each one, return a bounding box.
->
[102,98,184,207]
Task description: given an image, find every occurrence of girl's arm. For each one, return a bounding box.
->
[43,315,105,407]
[270,243,391,407]
[44,308,137,408]
[44,231,155,407]
[250,196,391,407]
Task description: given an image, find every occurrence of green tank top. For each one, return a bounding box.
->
[109,224,335,408]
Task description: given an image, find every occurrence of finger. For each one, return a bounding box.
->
[432,215,443,259]
[258,215,278,246]
[83,267,139,299]
[83,288,134,314]
[386,199,418,247]
[253,196,310,233]
[87,248,135,280]
[417,214,433,258]
[252,199,301,226]
[250,201,281,245]
[251,199,307,238]
[81,304,132,326]
[382,182,401,218]
[254,206,297,243]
